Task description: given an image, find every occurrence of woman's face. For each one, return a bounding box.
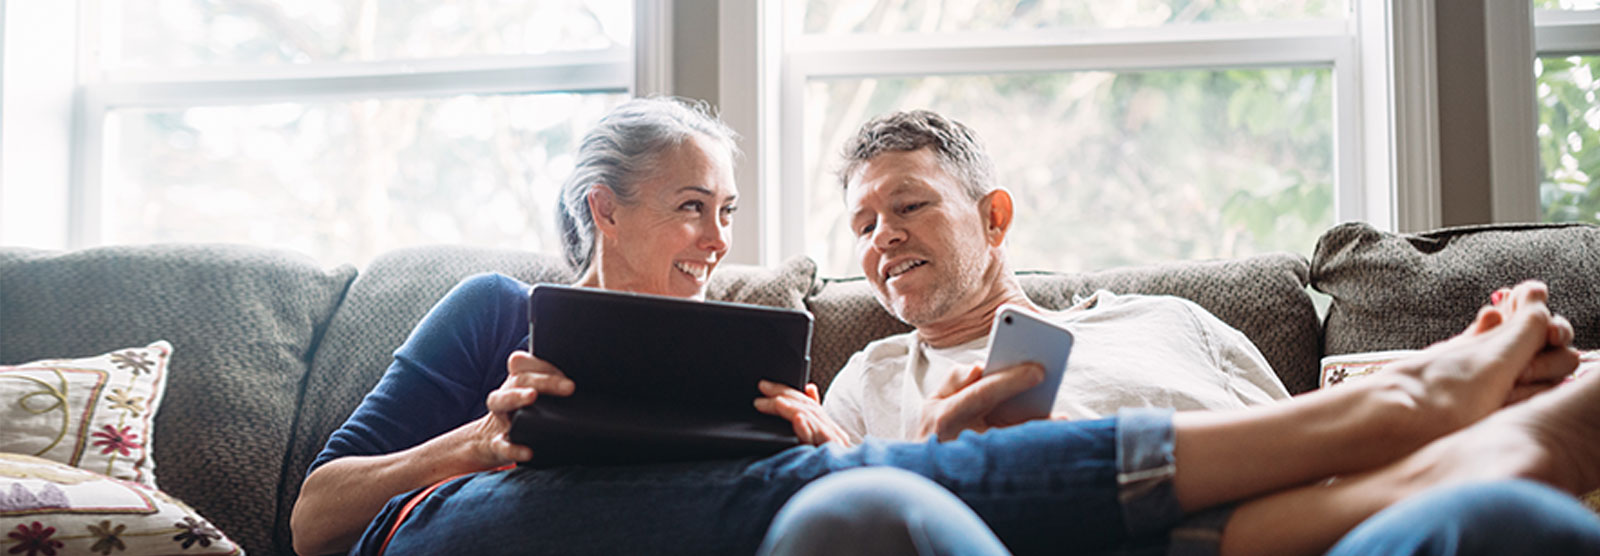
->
[599,134,737,300]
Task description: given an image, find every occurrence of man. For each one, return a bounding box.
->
[760,109,1290,446]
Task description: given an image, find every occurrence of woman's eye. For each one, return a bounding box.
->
[721,205,738,217]
[680,200,704,213]
[901,202,925,214]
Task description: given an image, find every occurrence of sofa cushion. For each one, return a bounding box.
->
[0,244,355,556]
[0,341,173,489]
[1312,222,1600,356]
[0,453,242,556]
[277,246,816,554]
[808,253,1321,395]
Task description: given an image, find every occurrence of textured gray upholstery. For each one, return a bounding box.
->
[807,253,1322,395]
[0,244,355,556]
[0,239,1372,556]
[274,247,815,554]
[1313,221,1600,356]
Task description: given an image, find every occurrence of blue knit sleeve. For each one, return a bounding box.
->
[309,273,532,474]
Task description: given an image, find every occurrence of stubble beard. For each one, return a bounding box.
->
[882,252,988,327]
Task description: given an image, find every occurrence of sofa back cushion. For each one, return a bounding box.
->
[279,247,815,554]
[1312,221,1600,355]
[0,244,355,556]
[807,253,1322,396]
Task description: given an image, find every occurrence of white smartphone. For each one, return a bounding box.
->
[982,304,1074,424]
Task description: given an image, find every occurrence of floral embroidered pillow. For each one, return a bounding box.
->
[0,453,239,555]
[0,341,171,490]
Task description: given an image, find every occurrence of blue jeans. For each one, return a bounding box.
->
[1327,479,1600,556]
[351,409,1186,556]
[756,467,1010,556]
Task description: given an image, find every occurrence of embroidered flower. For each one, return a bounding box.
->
[1326,367,1347,385]
[86,521,126,555]
[91,425,142,457]
[105,388,146,417]
[171,517,219,549]
[109,350,154,375]
[7,522,63,556]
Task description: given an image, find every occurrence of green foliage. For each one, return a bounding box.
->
[1538,55,1600,223]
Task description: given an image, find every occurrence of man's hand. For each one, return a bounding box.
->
[473,350,575,466]
[755,381,853,447]
[916,363,1044,442]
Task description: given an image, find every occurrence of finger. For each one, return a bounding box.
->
[486,388,538,414]
[936,365,984,398]
[490,436,532,463]
[504,370,575,396]
[942,364,1044,423]
[753,397,779,415]
[805,383,822,403]
[508,351,572,380]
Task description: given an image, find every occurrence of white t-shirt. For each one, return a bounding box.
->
[821,290,1292,444]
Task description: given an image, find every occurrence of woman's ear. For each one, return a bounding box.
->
[980,188,1014,246]
[587,185,619,238]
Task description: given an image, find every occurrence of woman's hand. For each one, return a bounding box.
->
[471,350,575,466]
[755,381,853,448]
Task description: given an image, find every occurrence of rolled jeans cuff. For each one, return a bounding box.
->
[1115,407,1183,539]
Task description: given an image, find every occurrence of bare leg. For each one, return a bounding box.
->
[1205,282,1595,556]
[1169,281,1576,513]
[1221,357,1600,556]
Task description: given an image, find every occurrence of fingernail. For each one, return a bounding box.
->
[1491,290,1505,304]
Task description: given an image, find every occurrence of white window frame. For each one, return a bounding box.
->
[3,0,672,252]
[721,0,1443,266]
[1491,5,1600,223]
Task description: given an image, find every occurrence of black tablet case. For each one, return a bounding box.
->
[509,284,813,467]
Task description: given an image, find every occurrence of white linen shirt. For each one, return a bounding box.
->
[821,290,1291,444]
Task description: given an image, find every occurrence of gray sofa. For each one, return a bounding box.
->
[2,221,1596,555]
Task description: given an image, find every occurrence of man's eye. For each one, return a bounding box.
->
[857,223,876,236]
[901,202,925,213]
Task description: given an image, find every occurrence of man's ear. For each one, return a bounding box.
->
[587,185,620,238]
[979,188,1014,246]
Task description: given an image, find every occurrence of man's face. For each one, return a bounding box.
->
[845,148,995,327]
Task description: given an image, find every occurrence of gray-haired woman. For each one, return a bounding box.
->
[291,96,764,554]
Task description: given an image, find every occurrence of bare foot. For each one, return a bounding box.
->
[1364,281,1578,447]
[1390,367,1600,498]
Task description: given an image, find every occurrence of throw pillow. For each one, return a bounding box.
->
[0,342,171,489]
[0,452,239,555]
[1320,349,1600,513]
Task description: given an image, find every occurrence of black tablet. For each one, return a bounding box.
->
[509,284,813,467]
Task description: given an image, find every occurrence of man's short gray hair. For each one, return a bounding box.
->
[555,96,738,274]
[836,110,997,201]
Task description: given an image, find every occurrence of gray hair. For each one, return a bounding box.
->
[837,110,997,201]
[555,96,738,273]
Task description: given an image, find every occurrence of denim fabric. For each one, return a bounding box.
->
[757,467,1010,556]
[1327,480,1600,556]
[351,413,1188,556]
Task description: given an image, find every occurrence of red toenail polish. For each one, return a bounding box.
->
[1491,291,1504,304]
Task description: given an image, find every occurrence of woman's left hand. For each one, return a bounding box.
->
[754,381,853,448]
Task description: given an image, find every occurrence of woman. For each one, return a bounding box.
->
[294,97,1600,556]
[291,96,755,554]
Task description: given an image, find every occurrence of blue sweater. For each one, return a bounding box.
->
[310,273,532,474]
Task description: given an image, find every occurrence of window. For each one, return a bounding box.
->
[774,1,1361,275]
[1534,1,1600,223]
[72,0,638,266]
